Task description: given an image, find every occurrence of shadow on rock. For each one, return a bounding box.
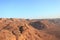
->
[29,21,46,30]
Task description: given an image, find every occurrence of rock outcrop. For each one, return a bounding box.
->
[0,18,60,40]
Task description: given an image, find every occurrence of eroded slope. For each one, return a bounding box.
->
[0,18,60,40]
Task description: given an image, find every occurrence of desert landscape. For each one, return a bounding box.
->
[0,18,60,40]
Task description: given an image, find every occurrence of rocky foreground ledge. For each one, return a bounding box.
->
[0,18,60,40]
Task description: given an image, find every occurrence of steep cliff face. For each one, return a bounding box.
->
[0,18,60,40]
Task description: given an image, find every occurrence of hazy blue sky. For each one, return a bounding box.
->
[0,0,60,19]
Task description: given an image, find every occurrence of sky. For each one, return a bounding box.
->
[0,0,60,19]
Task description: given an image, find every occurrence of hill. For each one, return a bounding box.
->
[0,18,60,40]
